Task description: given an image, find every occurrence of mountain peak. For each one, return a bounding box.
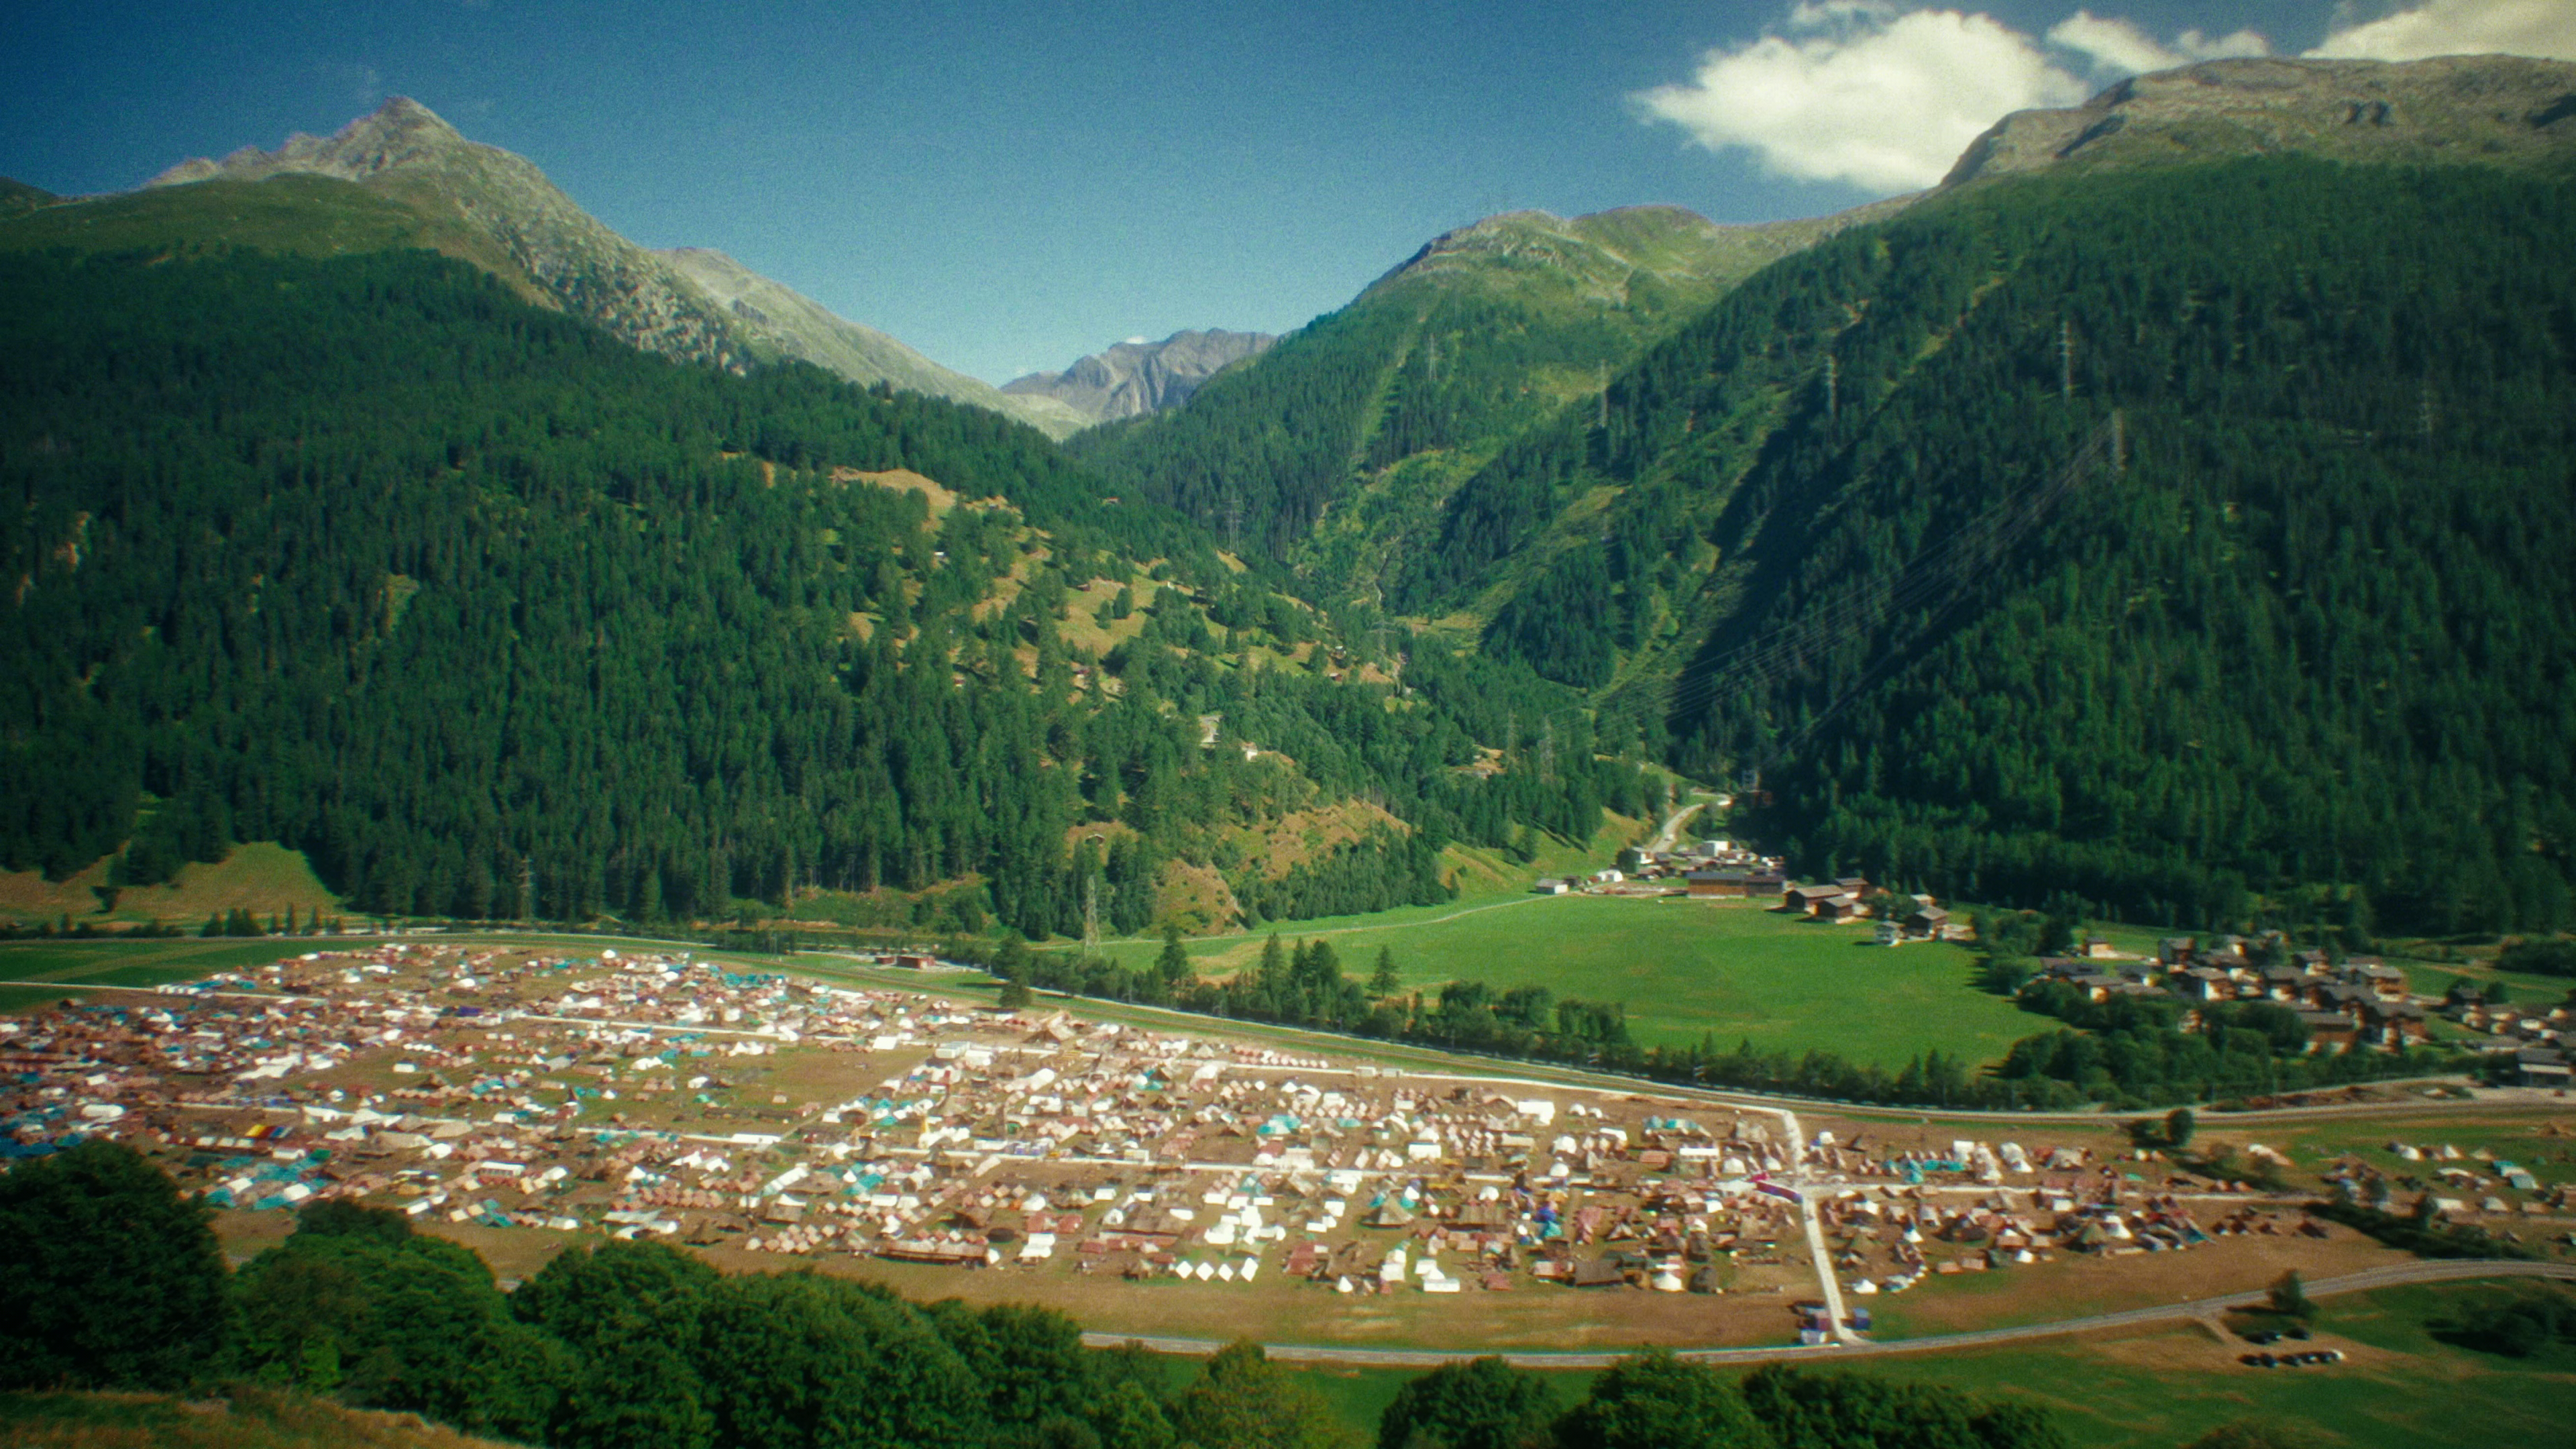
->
[1003,329,1275,425]
[342,95,464,147]
[1943,53,2576,188]
[144,95,474,190]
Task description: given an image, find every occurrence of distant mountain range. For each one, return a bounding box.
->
[1004,329,1275,426]
[3,98,1087,438]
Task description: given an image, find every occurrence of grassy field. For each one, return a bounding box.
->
[1847,1281,2576,1449]
[1263,1280,2576,1448]
[0,936,351,1012]
[1091,893,2031,1073]
[0,843,343,932]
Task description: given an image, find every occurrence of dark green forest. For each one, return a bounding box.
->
[0,247,1643,935]
[0,1140,2078,1449]
[1405,160,2576,933]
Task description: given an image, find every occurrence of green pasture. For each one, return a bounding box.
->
[0,937,341,1011]
[1864,1281,2576,1449]
[2251,1110,2576,1191]
[1269,1280,2576,1448]
[1097,893,2035,1073]
[2388,953,2573,1006]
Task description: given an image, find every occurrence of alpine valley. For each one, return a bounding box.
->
[5,51,2576,948]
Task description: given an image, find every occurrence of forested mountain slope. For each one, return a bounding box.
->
[0,248,1640,934]
[1067,201,1902,588]
[1412,156,2576,932]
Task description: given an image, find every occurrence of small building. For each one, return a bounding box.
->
[2514,1049,2569,1087]
[1534,878,1571,896]
[1782,883,1847,916]
[2176,968,2237,1003]
[2361,1000,2431,1048]
[1687,870,1760,897]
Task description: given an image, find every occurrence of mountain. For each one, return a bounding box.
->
[140,97,755,369]
[5,99,1079,437]
[658,245,1088,437]
[1399,54,2576,933]
[1944,53,2576,187]
[1003,329,1275,426]
[0,242,1636,936]
[1067,199,1904,582]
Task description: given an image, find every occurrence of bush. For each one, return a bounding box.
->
[0,1139,232,1390]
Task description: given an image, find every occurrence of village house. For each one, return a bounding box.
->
[1780,877,1870,918]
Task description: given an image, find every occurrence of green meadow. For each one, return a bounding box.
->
[0,937,340,1012]
[1097,893,2037,1073]
[1271,1280,2576,1448]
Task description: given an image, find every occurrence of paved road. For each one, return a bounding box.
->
[1646,796,1715,856]
[1078,1259,2576,1368]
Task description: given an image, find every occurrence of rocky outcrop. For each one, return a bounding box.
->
[1943,54,2576,189]
[1004,329,1275,425]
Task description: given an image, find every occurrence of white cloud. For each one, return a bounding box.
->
[1636,0,2576,195]
[2047,11,2268,74]
[1634,5,2288,193]
[1634,7,2089,193]
[2308,0,2576,61]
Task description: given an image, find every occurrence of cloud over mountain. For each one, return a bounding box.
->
[1635,0,2571,193]
[2310,0,2576,62]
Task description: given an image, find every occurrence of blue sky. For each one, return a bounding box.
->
[4,1,2567,384]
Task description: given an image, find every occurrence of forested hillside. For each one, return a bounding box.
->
[1069,205,1892,590]
[1403,158,2576,932]
[0,247,1642,933]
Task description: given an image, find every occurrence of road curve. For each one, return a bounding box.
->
[1078,1259,2576,1369]
[1646,796,1713,857]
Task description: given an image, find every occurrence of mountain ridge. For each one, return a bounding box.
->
[122,99,1082,437]
[1069,194,1910,590]
[1003,329,1275,426]
[1943,53,2576,186]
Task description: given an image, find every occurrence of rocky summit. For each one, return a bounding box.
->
[149,98,747,372]
[1005,329,1276,425]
